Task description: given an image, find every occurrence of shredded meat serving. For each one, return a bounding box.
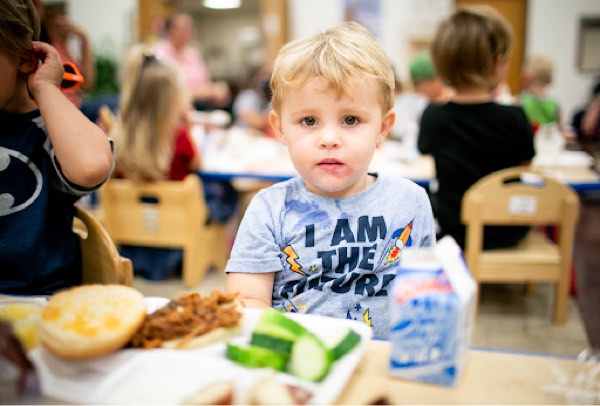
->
[130,291,242,349]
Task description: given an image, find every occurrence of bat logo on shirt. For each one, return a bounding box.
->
[0,147,42,217]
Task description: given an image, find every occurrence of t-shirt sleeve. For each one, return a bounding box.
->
[225,190,284,274]
[175,126,195,162]
[169,126,197,181]
[50,136,115,196]
[416,185,437,247]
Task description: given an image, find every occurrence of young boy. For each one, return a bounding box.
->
[418,6,535,249]
[225,21,436,339]
[0,0,114,294]
[519,54,561,133]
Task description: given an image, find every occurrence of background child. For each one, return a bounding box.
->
[111,44,237,280]
[418,5,535,250]
[409,51,453,104]
[113,44,195,182]
[225,21,436,339]
[0,0,114,294]
[519,54,562,133]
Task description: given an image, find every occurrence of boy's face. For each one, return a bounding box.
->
[269,77,394,199]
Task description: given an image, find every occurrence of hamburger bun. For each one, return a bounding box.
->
[38,284,146,360]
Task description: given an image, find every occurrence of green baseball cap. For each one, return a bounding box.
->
[409,52,436,84]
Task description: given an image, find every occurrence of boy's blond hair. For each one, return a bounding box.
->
[522,55,554,86]
[270,21,395,114]
[431,6,512,89]
[0,0,39,58]
[114,44,190,181]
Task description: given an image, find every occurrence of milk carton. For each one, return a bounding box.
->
[389,236,476,386]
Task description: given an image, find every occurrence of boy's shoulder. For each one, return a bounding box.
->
[0,109,45,142]
[377,174,428,197]
[251,176,304,205]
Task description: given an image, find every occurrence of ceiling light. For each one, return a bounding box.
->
[203,0,241,9]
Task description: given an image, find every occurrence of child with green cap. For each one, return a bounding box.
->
[409,51,453,103]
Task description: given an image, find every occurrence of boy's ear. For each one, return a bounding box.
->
[18,52,37,74]
[377,109,395,146]
[269,110,286,145]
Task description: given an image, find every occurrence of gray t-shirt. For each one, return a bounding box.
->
[226,174,436,339]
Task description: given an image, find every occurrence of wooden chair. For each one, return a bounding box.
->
[98,175,228,288]
[73,204,133,286]
[461,167,580,323]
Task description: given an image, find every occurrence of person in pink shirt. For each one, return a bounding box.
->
[154,12,230,111]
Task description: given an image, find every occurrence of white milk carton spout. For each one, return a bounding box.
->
[389,236,477,386]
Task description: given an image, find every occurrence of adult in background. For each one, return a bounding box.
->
[154,12,230,111]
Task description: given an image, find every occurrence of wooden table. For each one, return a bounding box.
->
[336,340,594,405]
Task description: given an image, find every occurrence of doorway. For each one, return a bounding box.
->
[455,0,527,95]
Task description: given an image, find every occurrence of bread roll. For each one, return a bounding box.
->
[38,284,146,360]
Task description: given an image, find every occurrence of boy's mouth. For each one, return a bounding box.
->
[318,158,342,165]
[317,158,344,172]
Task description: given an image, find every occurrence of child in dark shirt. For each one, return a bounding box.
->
[0,0,114,294]
[418,6,535,249]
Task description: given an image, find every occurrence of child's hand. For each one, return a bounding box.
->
[27,41,64,99]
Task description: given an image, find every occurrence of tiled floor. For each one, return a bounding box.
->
[134,270,590,358]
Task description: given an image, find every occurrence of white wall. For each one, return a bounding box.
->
[65,0,136,64]
[288,0,341,40]
[526,0,600,123]
[379,0,452,84]
[194,13,264,83]
[288,0,452,84]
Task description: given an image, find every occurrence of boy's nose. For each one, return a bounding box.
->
[318,126,341,148]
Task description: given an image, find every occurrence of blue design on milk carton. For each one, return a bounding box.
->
[389,236,476,386]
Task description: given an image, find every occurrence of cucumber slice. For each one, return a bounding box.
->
[289,334,332,382]
[254,309,309,340]
[250,332,294,355]
[226,343,287,371]
[329,329,361,361]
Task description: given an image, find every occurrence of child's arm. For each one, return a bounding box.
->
[28,41,112,188]
[226,272,274,308]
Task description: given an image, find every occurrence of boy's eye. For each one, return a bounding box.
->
[302,117,317,126]
[343,116,358,125]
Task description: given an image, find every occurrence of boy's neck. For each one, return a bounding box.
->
[451,85,492,103]
[3,81,37,114]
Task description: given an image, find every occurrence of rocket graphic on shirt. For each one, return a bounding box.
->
[375,220,413,265]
